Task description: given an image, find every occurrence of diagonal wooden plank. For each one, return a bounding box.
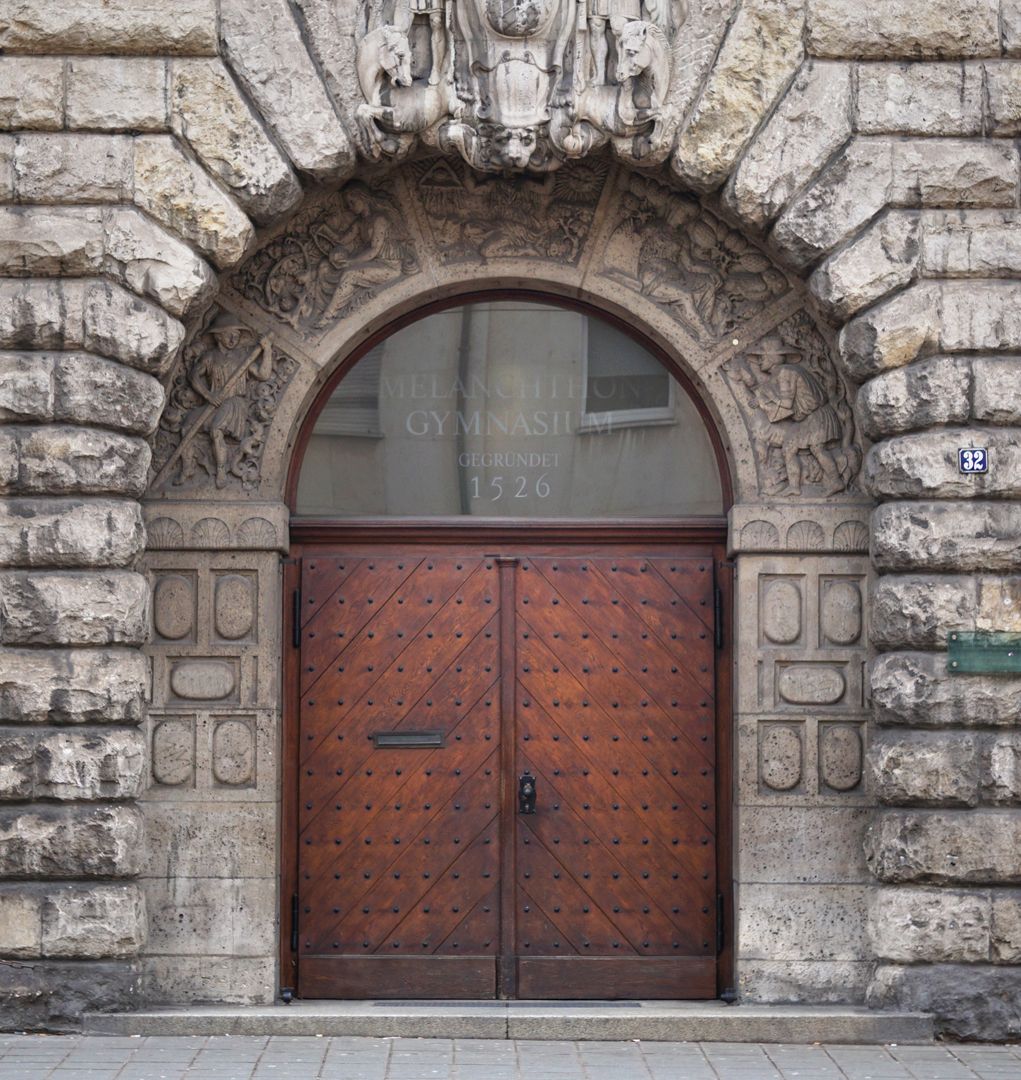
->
[300,556,362,627]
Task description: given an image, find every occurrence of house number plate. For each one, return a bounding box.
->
[958,448,988,473]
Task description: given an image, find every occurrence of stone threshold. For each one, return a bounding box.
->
[83,1003,934,1043]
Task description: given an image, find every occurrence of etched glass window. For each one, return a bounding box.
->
[295,301,724,518]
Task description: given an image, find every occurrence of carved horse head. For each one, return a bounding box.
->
[615,21,671,110]
[378,24,413,89]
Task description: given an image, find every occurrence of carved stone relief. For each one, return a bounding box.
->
[348,0,691,171]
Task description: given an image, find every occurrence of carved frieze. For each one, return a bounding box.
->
[350,0,690,171]
[150,308,298,495]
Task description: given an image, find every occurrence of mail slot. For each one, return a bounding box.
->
[373,730,445,749]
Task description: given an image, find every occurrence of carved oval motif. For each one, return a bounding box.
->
[212,719,254,786]
[191,517,230,547]
[151,719,193,787]
[169,660,236,701]
[778,665,846,706]
[822,581,862,646]
[485,0,554,36]
[215,575,254,641]
[820,724,863,792]
[759,725,802,791]
[786,520,825,550]
[763,580,801,645]
[152,575,194,641]
[740,520,779,550]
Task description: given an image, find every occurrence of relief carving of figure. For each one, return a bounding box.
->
[726,324,862,498]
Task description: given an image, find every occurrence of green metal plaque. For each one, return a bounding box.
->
[947,632,1021,674]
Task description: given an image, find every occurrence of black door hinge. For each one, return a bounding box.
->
[290,892,299,952]
[716,893,725,954]
[714,585,724,650]
[292,589,302,649]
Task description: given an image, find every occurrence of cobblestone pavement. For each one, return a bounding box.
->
[0,1037,1019,1080]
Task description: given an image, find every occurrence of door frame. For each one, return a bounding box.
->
[279,520,735,1000]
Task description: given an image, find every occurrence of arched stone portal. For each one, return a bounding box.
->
[140,159,874,1005]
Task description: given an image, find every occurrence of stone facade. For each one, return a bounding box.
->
[0,0,1019,1040]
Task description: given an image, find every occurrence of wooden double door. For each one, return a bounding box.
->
[285,538,729,1000]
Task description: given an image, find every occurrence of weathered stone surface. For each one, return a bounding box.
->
[991,892,1021,961]
[868,964,1021,1040]
[132,137,254,270]
[985,61,1021,135]
[774,141,1019,267]
[0,499,144,568]
[857,356,971,439]
[866,428,1021,500]
[14,134,133,203]
[866,810,1021,884]
[870,574,978,649]
[739,884,869,961]
[807,0,1000,59]
[170,59,302,227]
[0,959,140,1030]
[810,211,918,318]
[0,353,164,435]
[0,891,41,957]
[141,803,275,881]
[872,502,1021,572]
[143,876,275,956]
[726,61,853,230]
[869,732,980,808]
[0,728,143,800]
[739,806,871,883]
[922,209,1021,277]
[840,283,1021,383]
[0,57,62,130]
[1004,3,1021,59]
[873,651,1021,728]
[983,734,1021,805]
[0,280,183,376]
[0,1,217,57]
[856,63,983,135]
[220,0,355,181]
[66,58,168,131]
[0,426,149,497]
[41,884,144,959]
[737,960,872,1005]
[868,886,991,962]
[673,0,804,193]
[0,805,142,878]
[972,356,1021,424]
[0,647,147,725]
[0,570,149,646]
[140,955,272,1007]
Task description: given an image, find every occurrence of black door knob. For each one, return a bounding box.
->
[518,772,537,814]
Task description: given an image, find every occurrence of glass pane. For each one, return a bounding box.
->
[295,301,724,518]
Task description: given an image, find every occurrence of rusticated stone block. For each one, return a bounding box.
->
[983,734,1021,805]
[35,729,145,801]
[841,282,1021,384]
[66,58,168,131]
[866,810,1021,884]
[0,805,142,878]
[869,731,980,808]
[972,357,1021,425]
[870,574,978,649]
[868,964,1021,1040]
[872,651,1021,728]
[0,280,183,376]
[865,428,1021,500]
[810,211,918,318]
[872,502,1021,573]
[921,209,1021,278]
[13,134,133,203]
[0,959,140,1030]
[0,1,217,57]
[985,62,1021,135]
[41,884,144,959]
[857,356,971,439]
[0,891,41,956]
[221,0,354,181]
[0,57,62,130]
[132,136,253,270]
[725,60,852,230]
[0,352,164,435]
[774,141,1018,268]
[856,63,982,135]
[868,886,991,962]
[0,570,149,646]
[0,647,147,724]
[0,499,144,569]
[991,892,1021,961]
[0,426,149,497]
[807,0,1000,59]
[672,0,805,192]
[170,59,302,226]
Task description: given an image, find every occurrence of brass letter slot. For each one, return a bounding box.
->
[373,730,445,749]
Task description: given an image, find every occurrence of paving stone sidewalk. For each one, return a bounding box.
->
[0,1036,1019,1080]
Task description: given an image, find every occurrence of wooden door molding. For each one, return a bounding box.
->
[280,531,734,1001]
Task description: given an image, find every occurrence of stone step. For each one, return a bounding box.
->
[84,1002,934,1043]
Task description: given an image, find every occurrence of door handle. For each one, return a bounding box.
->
[518,771,537,814]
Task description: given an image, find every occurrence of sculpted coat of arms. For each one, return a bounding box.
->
[354,0,687,170]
